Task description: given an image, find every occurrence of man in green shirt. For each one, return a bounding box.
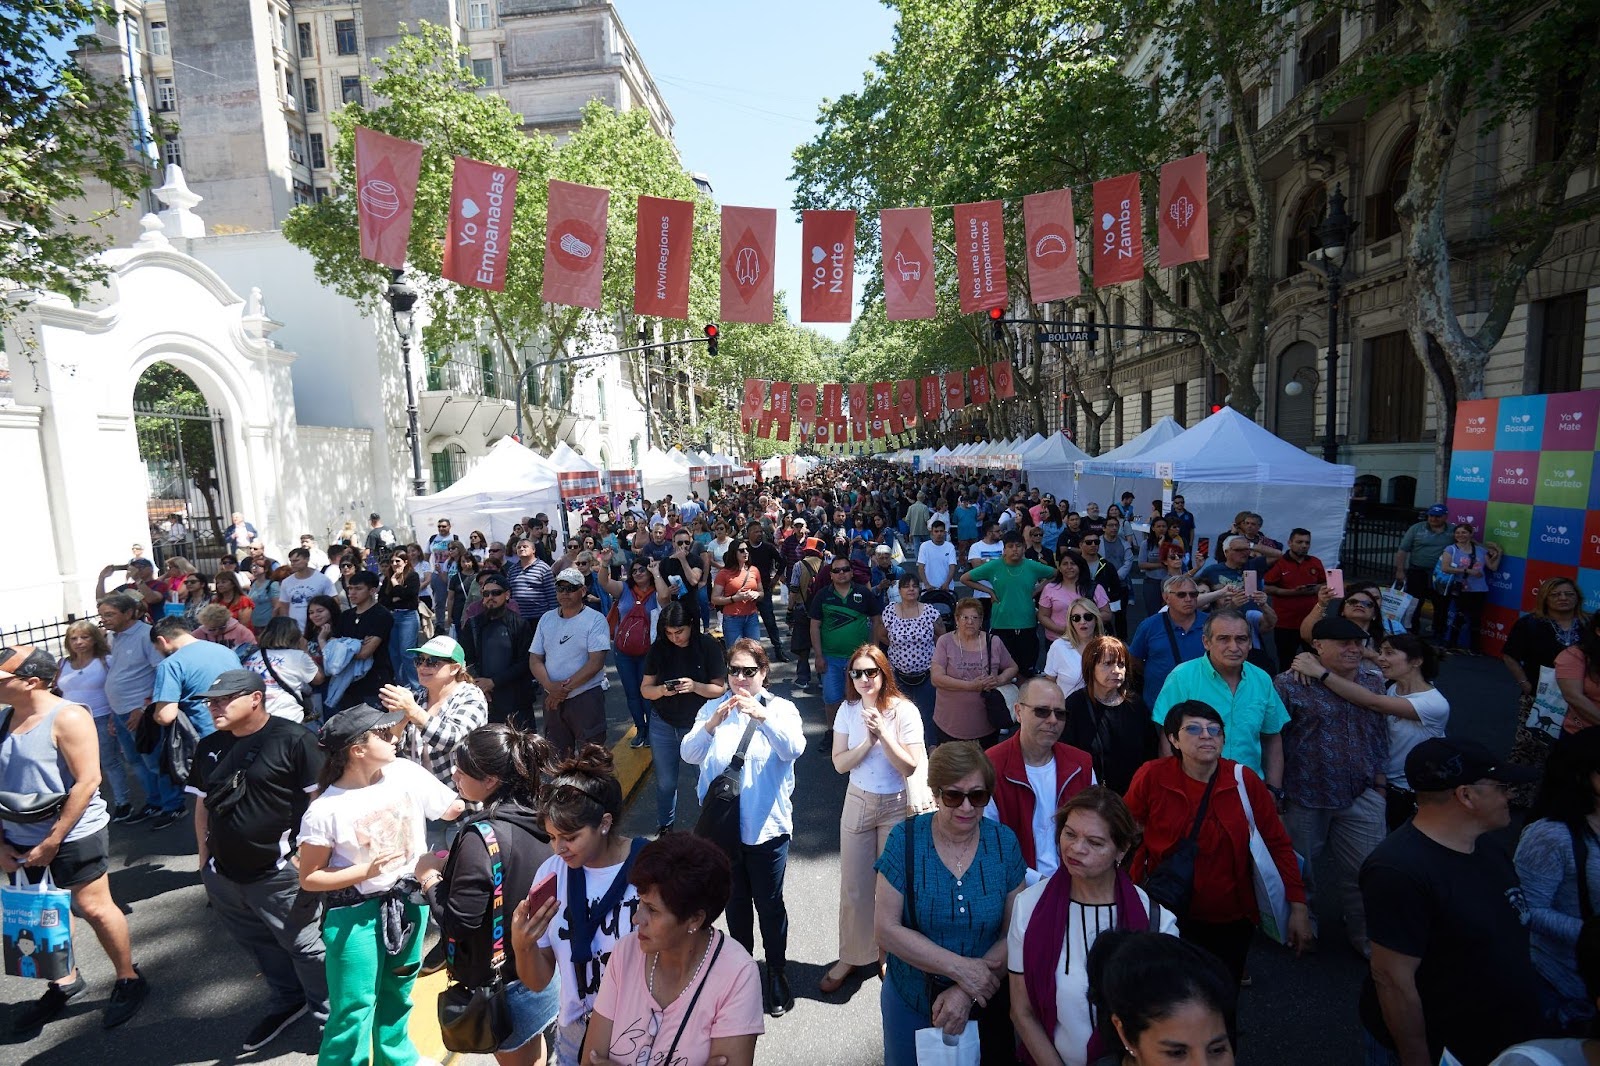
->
[809,558,882,726]
[962,532,1055,678]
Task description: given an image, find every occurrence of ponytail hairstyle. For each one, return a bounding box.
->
[454,724,556,815]
[315,729,386,792]
[540,743,623,836]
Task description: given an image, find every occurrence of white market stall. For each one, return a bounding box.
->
[640,447,692,504]
[405,436,564,548]
[1022,433,1092,504]
[1072,416,1188,516]
[546,442,604,525]
[1083,407,1355,565]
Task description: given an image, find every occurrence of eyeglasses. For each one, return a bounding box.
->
[1080,539,1100,546]
[938,787,992,809]
[481,587,507,597]
[556,583,583,593]
[830,566,852,574]
[1069,613,1097,623]
[727,665,762,679]
[1025,703,1068,721]
[1181,723,1223,738]
[415,655,453,668]
[848,667,881,681]
[1168,590,1199,599]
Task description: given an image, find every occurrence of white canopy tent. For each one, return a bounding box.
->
[1022,434,1092,503]
[1072,417,1188,515]
[406,437,565,549]
[1080,407,1356,565]
[640,447,692,503]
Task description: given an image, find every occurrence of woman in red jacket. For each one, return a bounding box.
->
[1123,699,1312,987]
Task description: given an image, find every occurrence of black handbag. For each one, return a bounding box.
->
[0,711,65,824]
[979,636,1012,733]
[160,712,200,786]
[1141,765,1218,918]
[437,822,514,1053]
[257,650,315,722]
[693,705,763,858]
[203,729,272,819]
[134,703,162,755]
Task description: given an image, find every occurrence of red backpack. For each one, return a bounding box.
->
[613,590,654,657]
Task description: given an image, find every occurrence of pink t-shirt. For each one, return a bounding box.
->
[1037,581,1109,634]
[593,931,765,1064]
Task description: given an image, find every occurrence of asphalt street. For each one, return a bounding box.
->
[0,587,1522,1066]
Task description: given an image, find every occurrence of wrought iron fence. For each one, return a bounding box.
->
[1,615,81,660]
[1342,511,1412,581]
[427,359,506,399]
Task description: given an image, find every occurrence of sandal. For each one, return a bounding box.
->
[818,962,866,995]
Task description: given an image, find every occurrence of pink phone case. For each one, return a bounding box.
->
[528,871,557,912]
[1243,571,1258,596]
[1327,569,1345,598]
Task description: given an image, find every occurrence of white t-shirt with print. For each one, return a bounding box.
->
[278,571,335,629]
[297,756,457,895]
[535,852,641,1026]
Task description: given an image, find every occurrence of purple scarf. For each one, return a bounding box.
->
[1020,867,1150,1066]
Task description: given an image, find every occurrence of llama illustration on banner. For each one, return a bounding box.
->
[880,207,937,321]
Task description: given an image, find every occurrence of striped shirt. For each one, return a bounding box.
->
[505,557,556,623]
[876,813,1025,1015]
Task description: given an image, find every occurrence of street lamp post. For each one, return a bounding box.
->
[1316,185,1355,465]
[386,268,425,497]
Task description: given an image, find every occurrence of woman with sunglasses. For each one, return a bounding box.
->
[1064,636,1159,795]
[378,635,489,791]
[1010,788,1179,1066]
[1042,597,1108,699]
[681,638,806,1017]
[297,704,464,1066]
[510,745,644,1066]
[380,552,422,689]
[1123,701,1311,987]
[174,571,211,629]
[711,539,764,649]
[1298,579,1393,663]
[822,644,928,998]
[467,530,489,560]
[875,741,1026,1066]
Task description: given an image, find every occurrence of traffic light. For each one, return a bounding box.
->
[704,323,719,357]
[988,306,1004,342]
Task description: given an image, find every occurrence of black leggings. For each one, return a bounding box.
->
[1178,917,1255,989]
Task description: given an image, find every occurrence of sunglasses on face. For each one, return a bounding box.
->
[848,667,881,681]
[481,587,507,597]
[1169,590,1199,599]
[415,655,453,668]
[1182,723,1223,737]
[1025,703,1068,721]
[1348,598,1377,610]
[831,566,852,574]
[1070,613,1097,624]
[556,583,583,593]
[727,665,761,679]
[938,787,992,809]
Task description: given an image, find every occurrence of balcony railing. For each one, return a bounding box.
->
[426,359,507,400]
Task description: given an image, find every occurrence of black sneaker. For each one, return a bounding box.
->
[630,734,649,749]
[123,804,159,826]
[419,938,449,977]
[149,807,185,831]
[13,972,87,1032]
[110,803,135,824]
[240,1003,307,1051]
[102,967,148,1029]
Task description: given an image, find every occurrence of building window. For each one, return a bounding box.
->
[1366,129,1414,242]
[289,132,306,165]
[150,21,169,56]
[1113,396,1125,447]
[471,58,495,85]
[1141,390,1152,431]
[1178,274,1191,307]
[1284,187,1327,276]
[1366,331,1425,443]
[293,179,315,206]
[314,186,330,203]
[1140,289,1154,327]
[1537,292,1588,393]
[1535,62,1587,165]
[334,19,358,56]
[303,77,319,113]
[297,21,313,58]
[468,1,493,30]
[340,76,363,106]
[162,135,181,167]
[126,21,140,56]
[278,13,290,50]
[1173,381,1188,423]
[155,77,176,112]
[1297,18,1341,91]
[431,446,469,490]
[309,132,326,169]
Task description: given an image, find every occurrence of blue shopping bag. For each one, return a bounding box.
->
[3,870,74,981]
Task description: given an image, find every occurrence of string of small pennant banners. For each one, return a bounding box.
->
[353,128,1210,451]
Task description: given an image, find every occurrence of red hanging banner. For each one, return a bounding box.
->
[1093,172,1144,286]
[795,384,818,430]
[847,383,869,423]
[721,205,777,324]
[872,381,893,418]
[952,200,1009,314]
[968,366,992,405]
[944,371,966,411]
[741,379,768,425]
[920,376,943,419]
[756,411,774,438]
[888,412,905,435]
[355,127,424,270]
[800,210,857,322]
[879,207,936,321]
[769,382,792,418]
[776,414,792,442]
[815,423,831,444]
[822,383,843,421]
[1159,153,1210,267]
[443,155,520,292]
[992,360,1017,399]
[542,179,610,308]
[1023,188,1079,303]
[633,195,696,319]
[831,416,848,442]
[870,414,887,438]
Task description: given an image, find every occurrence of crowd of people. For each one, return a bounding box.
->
[1,464,1594,1066]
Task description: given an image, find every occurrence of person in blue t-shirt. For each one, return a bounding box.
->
[146,616,235,825]
[1127,575,1209,707]
[952,497,981,549]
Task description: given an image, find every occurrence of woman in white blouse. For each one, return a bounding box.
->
[681,637,807,1018]
[1043,597,1107,699]
[1010,787,1178,1066]
[822,643,927,997]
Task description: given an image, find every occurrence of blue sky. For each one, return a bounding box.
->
[614,0,899,341]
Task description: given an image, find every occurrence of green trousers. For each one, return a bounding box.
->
[318,898,425,1066]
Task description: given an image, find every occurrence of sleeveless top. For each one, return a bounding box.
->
[57,658,112,718]
[0,703,110,846]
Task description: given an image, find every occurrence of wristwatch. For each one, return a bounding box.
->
[1318,670,1331,684]
[1267,784,1286,802]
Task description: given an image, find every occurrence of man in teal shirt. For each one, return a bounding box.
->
[962,532,1055,678]
[1151,609,1288,792]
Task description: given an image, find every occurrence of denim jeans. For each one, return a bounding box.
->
[726,833,789,969]
[389,609,420,689]
[113,710,181,811]
[895,672,938,746]
[94,714,129,807]
[880,978,931,1066]
[697,585,712,629]
[613,651,650,734]
[649,716,693,830]
[821,655,851,705]
[721,612,761,647]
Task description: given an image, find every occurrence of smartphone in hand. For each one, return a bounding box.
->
[1243,571,1258,597]
[1326,569,1345,598]
[528,871,557,913]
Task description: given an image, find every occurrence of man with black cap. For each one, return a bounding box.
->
[1359,737,1540,1066]
[458,571,535,728]
[0,646,148,1033]
[187,669,327,1051]
[1394,504,1455,639]
[1273,615,1390,957]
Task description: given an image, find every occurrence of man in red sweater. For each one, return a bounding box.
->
[984,675,1095,885]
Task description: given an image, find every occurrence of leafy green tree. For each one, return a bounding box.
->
[282,23,720,452]
[2,1,149,327]
[701,292,837,457]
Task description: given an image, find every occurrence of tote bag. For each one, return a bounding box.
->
[2,870,73,981]
[1525,665,1568,740]
[915,1021,979,1066]
[1234,764,1295,943]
